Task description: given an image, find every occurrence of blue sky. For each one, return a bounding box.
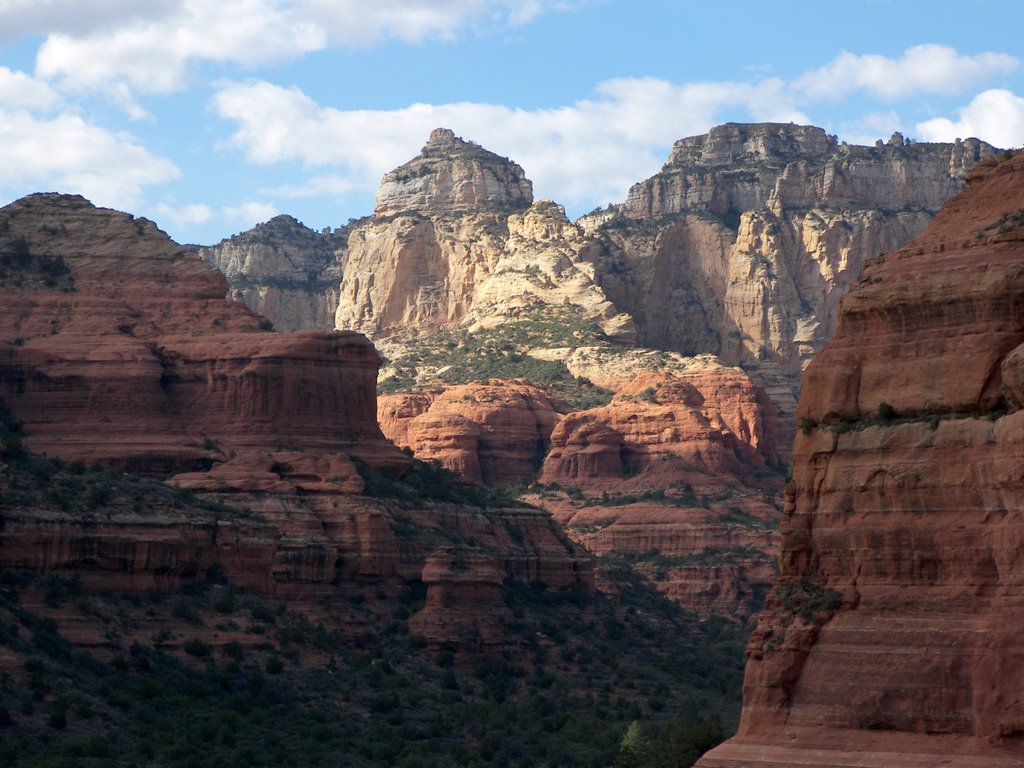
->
[1,0,1022,245]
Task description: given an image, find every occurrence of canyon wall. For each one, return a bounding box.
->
[0,194,594,650]
[195,124,996,623]
[595,124,997,430]
[697,151,1024,766]
[378,364,782,620]
[208,123,994,429]
[335,128,632,342]
[199,214,347,331]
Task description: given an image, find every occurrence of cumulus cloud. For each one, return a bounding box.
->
[0,0,180,44]
[222,201,278,227]
[916,89,1024,148]
[212,76,810,210]
[31,0,566,101]
[0,109,180,209]
[36,0,326,97]
[796,44,1019,101]
[0,67,61,111]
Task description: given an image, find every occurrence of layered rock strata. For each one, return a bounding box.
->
[0,194,398,488]
[538,369,781,620]
[599,124,997,422]
[378,379,570,486]
[374,127,533,216]
[378,368,783,619]
[199,214,347,331]
[335,130,633,342]
[697,152,1024,766]
[539,369,778,489]
[0,194,595,650]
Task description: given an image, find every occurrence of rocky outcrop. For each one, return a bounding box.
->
[0,193,595,651]
[595,124,998,436]
[209,124,993,439]
[534,368,782,620]
[335,130,634,343]
[622,125,984,218]
[199,214,347,331]
[198,124,997,626]
[698,152,1024,766]
[374,128,533,216]
[540,369,778,489]
[377,367,783,618]
[0,194,399,487]
[378,379,571,487]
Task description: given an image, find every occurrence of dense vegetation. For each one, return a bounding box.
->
[0,400,750,767]
[0,571,745,768]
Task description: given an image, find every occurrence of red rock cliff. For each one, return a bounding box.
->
[0,193,400,487]
[0,194,594,651]
[697,152,1024,766]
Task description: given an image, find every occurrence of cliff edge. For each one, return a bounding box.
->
[696,150,1024,766]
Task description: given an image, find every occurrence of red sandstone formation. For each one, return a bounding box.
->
[0,194,594,651]
[378,370,782,619]
[0,194,401,487]
[540,370,778,490]
[378,379,571,486]
[698,152,1024,766]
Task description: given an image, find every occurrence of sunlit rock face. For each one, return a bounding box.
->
[697,151,1024,767]
[598,123,998,439]
[199,214,348,332]
[336,129,632,344]
[374,127,534,216]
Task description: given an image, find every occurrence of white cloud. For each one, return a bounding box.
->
[0,109,179,209]
[36,0,326,97]
[153,201,214,228]
[796,44,1019,101]
[916,89,1024,148]
[0,67,61,111]
[30,0,566,102]
[222,201,278,226]
[212,76,812,211]
[0,0,181,44]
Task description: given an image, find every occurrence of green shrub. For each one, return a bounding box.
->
[776,580,842,623]
[183,638,212,657]
[798,416,817,435]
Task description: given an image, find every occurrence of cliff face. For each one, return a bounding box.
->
[0,194,594,651]
[597,123,997,433]
[324,124,997,465]
[374,127,533,216]
[199,215,347,331]
[379,367,783,620]
[335,129,634,343]
[0,194,397,486]
[378,379,570,487]
[203,124,995,625]
[623,124,983,218]
[538,366,781,621]
[697,152,1024,766]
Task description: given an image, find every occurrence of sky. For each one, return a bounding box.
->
[1,0,1023,246]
